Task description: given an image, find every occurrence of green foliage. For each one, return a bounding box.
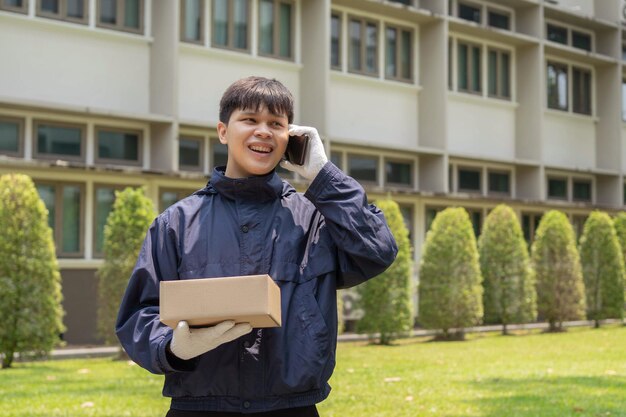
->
[97,187,155,345]
[579,211,625,326]
[418,207,483,339]
[0,174,64,368]
[531,210,586,332]
[337,290,345,335]
[356,200,413,344]
[613,212,626,307]
[478,205,537,333]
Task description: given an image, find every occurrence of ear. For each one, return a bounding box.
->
[217,121,228,145]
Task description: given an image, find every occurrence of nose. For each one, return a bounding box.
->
[254,123,272,139]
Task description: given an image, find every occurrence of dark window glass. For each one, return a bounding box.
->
[548,178,567,199]
[179,137,201,169]
[365,23,377,73]
[124,0,140,29]
[37,184,56,231]
[212,0,228,46]
[385,160,412,185]
[572,67,591,115]
[622,44,626,61]
[94,186,117,256]
[573,180,591,201]
[488,49,510,99]
[41,0,59,13]
[4,0,24,7]
[37,124,82,157]
[36,183,82,256]
[212,0,248,50]
[331,14,341,69]
[98,130,139,161]
[547,24,567,44]
[259,0,273,54]
[470,210,482,237]
[348,155,377,182]
[522,214,531,243]
[622,79,626,121]
[488,10,509,30]
[278,2,292,58]
[572,31,591,51]
[160,191,179,212]
[425,207,442,232]
[390,0,411,4]
[211,138,228,170]
[233,0,248,49]
[330,151,342,170]
[0,120,19,154]
[459,3,481,23]
[349,19,362,72]
[67,0,84,18]
[547,62,568,111]
[100,0,116,24]
[458,168,481,191]
[399,205,413,246]
[386,27,397,79]
[488,172,509,194]
[182,0,202,42]
[458,42,481,93]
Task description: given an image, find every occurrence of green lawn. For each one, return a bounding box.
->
[1,325,625,417]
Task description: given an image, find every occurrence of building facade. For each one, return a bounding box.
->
[1,0,626,344]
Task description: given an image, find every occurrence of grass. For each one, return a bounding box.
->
[1,325,625,417]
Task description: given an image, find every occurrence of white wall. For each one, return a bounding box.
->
[178,50,301,126]
[0,17,150,114]
[555,0,595,16]
[543,112,596,169]
[327,75,419,149]
[447,96,516,160]
[622,125,626,171]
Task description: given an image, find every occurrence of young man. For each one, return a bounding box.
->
[116,76,397,416]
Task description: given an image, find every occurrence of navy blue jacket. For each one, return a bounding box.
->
[115,162,397,413]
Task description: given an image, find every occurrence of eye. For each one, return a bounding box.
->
[271,121,284,128]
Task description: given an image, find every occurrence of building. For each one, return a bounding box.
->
[1,0,626,344]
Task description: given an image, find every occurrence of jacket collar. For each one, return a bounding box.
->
[200,166,284,203]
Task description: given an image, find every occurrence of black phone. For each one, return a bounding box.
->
[285,134,310,165]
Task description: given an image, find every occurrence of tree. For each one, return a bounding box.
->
[579,211,624,327]
[0,174,64,369]
[418,207,483,340]
[613,212,626,316]
[97,187,155,345]
[531,210,586,332]
[478,204,536,335]
[356,199,413,345]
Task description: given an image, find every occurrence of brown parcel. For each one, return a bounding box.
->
[159,274,281,329]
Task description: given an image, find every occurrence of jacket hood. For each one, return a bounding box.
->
[195,166,285,203]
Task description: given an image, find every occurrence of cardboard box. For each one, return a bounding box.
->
[159,274,281,329]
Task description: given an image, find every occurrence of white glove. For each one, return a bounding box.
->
[169,320,252,361]
[280,124,328,180]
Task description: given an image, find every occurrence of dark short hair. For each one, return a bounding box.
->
[219,76,294,124]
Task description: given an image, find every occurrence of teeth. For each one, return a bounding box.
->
[250,145,271,153]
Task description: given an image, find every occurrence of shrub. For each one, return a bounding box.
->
[478,204,536,334]
[0,174,65,368]
[579,211,625,327]
[97,187,155,345]
[418,207,483,340]
[613,212,626,310]
[531,210,586,332]
[356,200,413,345]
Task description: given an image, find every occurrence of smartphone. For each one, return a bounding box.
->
[285,134,310,165]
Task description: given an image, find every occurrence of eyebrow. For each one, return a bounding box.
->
[239,110,288,119]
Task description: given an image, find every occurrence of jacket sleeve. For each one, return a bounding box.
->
[304,161,398,289]
[115,214,197,374]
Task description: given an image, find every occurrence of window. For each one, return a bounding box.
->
[572,31,591,52]
[348,17,378,76]
[488,48,510,99]
[36,182,84,257]
[37,0,88,24]
[389,0,412,4]
[398,204,414,247]
[34,121,85,161]
[522,212,542,244]
[547,62,568,111]
[622,44,626,61]
[467,209,482,237]
[458,41,481,94]
[458,167,481,192]
[160,189,193,212]
[547,177,567,200]
[258,0,293,60]
[1,0,28,13]
[572,66,591,115]
[348,154,378,183]
[385,25,413,82]
[622,79,626,121]
[571,215,587,240]
[331,13,341,69]
[458,2,480,24]
[93,185,123,257]
[330,151,343,170]
[385,159,412,186]
[547,23,568,45]
[210,137,228,171]
[425,206,443,233]
[0,116,23,157]
[488,171,510,195]
[572,179,591,202]
[97,0,143,34]
[96,127,141,165]
[179,136,204,171]
[212,0,249,51]
[181,0,204,44]
[488,9,510,30]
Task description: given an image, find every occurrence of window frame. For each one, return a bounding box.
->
[572,65,592,115]
[178,134,205,172]
[330,11,342,71]
[210,136,228,172]
[96,0,144,35]
[572,178,592,202]
[457,1,481,24]
[487,169,511,196]
[487,7,511,30]
[1,0,28,14]
[384,23,414,83]
[257,0,295,61]
[347,15,379,77]
[457,166,482,193]
[37,0,89,25]
[457,40,482,95]
[159,187,195,212]
[487,47,511,100]
[36,181,85,258]
[92,183,125,258]
[547,176,568,201]
[180,0,205,44]
[0,115,25,158]
[545,19,594,53]
[211,0,251,52]
[347,153,379,185]
[546,60,569,112]
[94,125,143,167]
[33,119,86,162]
[384,157,414,188]
[622,77,626,122]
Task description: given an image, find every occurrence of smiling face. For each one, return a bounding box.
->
[217,106,289,178]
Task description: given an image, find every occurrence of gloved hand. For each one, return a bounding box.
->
[280,124,328,180]
[169,320,252,360]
